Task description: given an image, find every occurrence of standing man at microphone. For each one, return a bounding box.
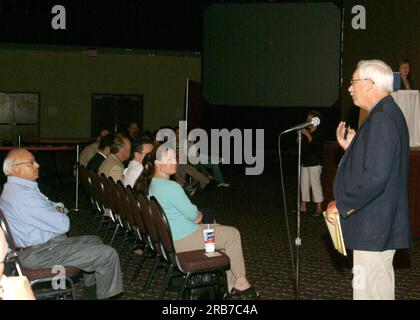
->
[325,60,411,300]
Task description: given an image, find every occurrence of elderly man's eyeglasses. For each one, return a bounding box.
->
[350,78,375,85]
[13,160,35,166]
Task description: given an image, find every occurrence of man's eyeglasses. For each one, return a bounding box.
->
[350,78,375,85]
[13,160,35,166]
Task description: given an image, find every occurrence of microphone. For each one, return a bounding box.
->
[281,117,321,134]
[344,124,350,140]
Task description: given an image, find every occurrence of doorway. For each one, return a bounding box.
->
[0,92,40,146]
[91,94,143,137]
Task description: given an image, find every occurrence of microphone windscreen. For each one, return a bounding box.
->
[312,117,321,127]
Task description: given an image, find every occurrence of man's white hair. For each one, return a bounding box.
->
[357,59,394,93]
[3,157,15,176]
[3,148,27,176]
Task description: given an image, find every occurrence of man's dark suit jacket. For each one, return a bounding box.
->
[333,95,411,251]
[86,152,106,173]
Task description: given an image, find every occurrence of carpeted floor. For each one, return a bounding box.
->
[39,153,420,300]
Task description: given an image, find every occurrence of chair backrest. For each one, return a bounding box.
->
[0,207,18,251]
[136,178,149,196]
[78,165,92,203]
[126,187,148,242]
[100,173,113,211]
[99,174,118,223]
[149,196,178,266]
[106,177,126,226]
[136,191,164,257]
[0,207,23,276]
[115,181,132,230]
[87,170,103,212]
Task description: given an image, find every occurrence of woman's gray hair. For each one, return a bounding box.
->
[357,59,394,93]
[3,157,15,176]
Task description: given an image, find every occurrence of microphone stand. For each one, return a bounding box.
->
[281,122,318,299]
[295,129,302,300]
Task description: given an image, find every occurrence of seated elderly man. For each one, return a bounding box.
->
[98,135,131,182]
[0,148,123,299]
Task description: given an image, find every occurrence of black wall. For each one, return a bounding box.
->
[201,0,420,151]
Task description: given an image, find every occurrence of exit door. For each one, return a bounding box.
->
[91,94,143,137]
[0,93,39,145]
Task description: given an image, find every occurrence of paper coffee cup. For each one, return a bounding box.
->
[203,228,215,253]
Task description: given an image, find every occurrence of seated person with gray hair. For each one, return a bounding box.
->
[98,135,131,182]
[0,148,123,299]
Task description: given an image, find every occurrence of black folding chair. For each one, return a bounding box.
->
[0,208,80,300]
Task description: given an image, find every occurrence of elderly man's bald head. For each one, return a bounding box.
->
[3,148,40,181]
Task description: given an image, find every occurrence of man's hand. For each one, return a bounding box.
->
[325,200,339,225]
[336,121,356,151]
[51,202,67,214]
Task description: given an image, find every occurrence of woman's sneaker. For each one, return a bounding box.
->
[217,182,230,187]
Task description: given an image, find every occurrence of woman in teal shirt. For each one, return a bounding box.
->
[141,147,259,299]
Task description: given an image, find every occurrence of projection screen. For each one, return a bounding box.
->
[203,3,342,107]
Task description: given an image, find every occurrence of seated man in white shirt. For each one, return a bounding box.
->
[123,137,154,187]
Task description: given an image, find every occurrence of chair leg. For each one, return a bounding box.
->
[123,254,132,275]
[143,256,160,291]
[95,215,105,235]
[30,276,77,300]
[221,271,229,299]
[101,220,114,241]
[159,265,175,299]
[67,277,77,300]
[131,254,147,282]
[108,224,120,246]
[178,274,192,300]
[209,280,215,300]
[122,239,141,274]
[121,231,129,246]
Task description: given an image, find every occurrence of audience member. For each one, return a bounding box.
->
[98,136,131,182]
[86,133,115,173]
[300,110,325,216]
[79,129,110,167]
[141,130,154,140]
[0,148,123,299]
[176,163,210,194]
[125,121,140,144]
[175,127,229,188]
[123,137,154,187]
[398,59,416,90]
[145,147,259,299]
